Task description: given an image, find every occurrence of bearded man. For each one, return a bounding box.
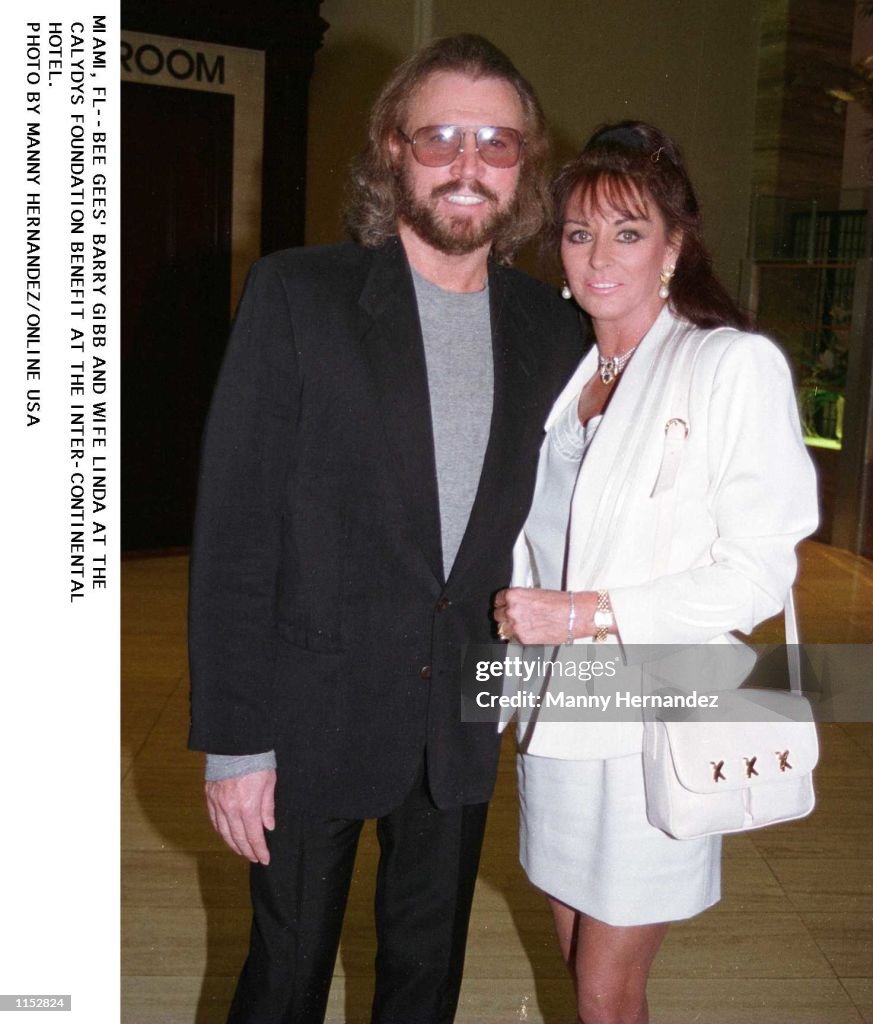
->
[188,33,581,1024]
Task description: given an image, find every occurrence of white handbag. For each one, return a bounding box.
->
[642,592,818,839]
[641,332,818,840]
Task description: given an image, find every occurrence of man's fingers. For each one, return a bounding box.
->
[206,792,250,860]
[205,770,276,865]
[212,802,267,864]
[260,773,276,832]
[242,815,271,865]
[229,811,266,865]
[213,806,249,860]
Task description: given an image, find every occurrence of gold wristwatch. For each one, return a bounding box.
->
[593,589,614,642]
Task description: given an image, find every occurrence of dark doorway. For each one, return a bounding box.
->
[122,81,233,549]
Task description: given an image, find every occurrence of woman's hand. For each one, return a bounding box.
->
[494,587,598,645]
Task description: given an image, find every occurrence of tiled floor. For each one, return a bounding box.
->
[121,542,873,1023]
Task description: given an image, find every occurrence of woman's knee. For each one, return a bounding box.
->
[575,968,649,1024]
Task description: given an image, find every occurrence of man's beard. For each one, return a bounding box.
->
[395,170,518,255]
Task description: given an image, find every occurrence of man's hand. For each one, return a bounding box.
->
[205,768,276,865]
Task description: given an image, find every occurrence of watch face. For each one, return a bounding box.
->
[593,609,614,629]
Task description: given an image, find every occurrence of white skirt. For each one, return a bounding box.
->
[518,751,721,927]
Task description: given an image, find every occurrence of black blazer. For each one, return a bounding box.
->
[188,238,582,817]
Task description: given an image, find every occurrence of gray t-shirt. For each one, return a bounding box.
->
[411,265,493,577]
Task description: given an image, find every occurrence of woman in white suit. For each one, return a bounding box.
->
[494,122,818,1024]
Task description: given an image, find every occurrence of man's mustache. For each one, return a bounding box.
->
[430,179,500,203]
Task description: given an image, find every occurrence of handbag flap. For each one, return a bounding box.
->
[659,691,819,794]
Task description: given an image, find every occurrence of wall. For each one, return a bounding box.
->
[305,0,764,293]
[304,0,417,247]
[754,0,855,199]
[121,31,265,307]
[841,6,873,191]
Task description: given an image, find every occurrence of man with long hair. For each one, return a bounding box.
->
[189,34,580,1023]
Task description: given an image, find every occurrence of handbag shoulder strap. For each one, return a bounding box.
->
[785,587,802,693]
[649,325,802,688]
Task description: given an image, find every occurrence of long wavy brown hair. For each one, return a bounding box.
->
[550,121,751,329]
[344,34,550,265]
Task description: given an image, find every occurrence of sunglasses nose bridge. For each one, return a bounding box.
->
[452,128,482,167]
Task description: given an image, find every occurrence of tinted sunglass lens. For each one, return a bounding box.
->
[477,128,521,168]
[414,126,462,165]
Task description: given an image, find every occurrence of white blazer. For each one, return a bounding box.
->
[507,305,819,760]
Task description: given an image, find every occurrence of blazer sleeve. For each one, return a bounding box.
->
[188,258,299,754]
[608,333,819,645]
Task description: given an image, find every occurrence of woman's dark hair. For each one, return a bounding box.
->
[344,34,550,265]
[550,121,751,330]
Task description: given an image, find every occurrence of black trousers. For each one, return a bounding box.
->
[226,764,489,1024]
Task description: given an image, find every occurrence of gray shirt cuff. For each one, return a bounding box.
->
[205,750,277,781]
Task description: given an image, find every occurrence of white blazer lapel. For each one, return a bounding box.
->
[564,306,686,589]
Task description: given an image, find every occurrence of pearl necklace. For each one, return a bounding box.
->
[597,344,638,384]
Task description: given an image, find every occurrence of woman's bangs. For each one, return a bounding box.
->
[573,174,650,222]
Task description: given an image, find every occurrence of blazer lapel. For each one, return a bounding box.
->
[357,240,444,583]
[565,304,685,586]
[446,263,541,587]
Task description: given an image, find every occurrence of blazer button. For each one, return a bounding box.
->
[436,597,451,612]
[420,665,432,680]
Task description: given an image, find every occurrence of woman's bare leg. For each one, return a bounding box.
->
[548,896,668,1024]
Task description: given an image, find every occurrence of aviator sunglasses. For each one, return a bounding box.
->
[396,125,525,168]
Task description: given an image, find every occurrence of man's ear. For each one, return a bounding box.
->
[387,130,403,170]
